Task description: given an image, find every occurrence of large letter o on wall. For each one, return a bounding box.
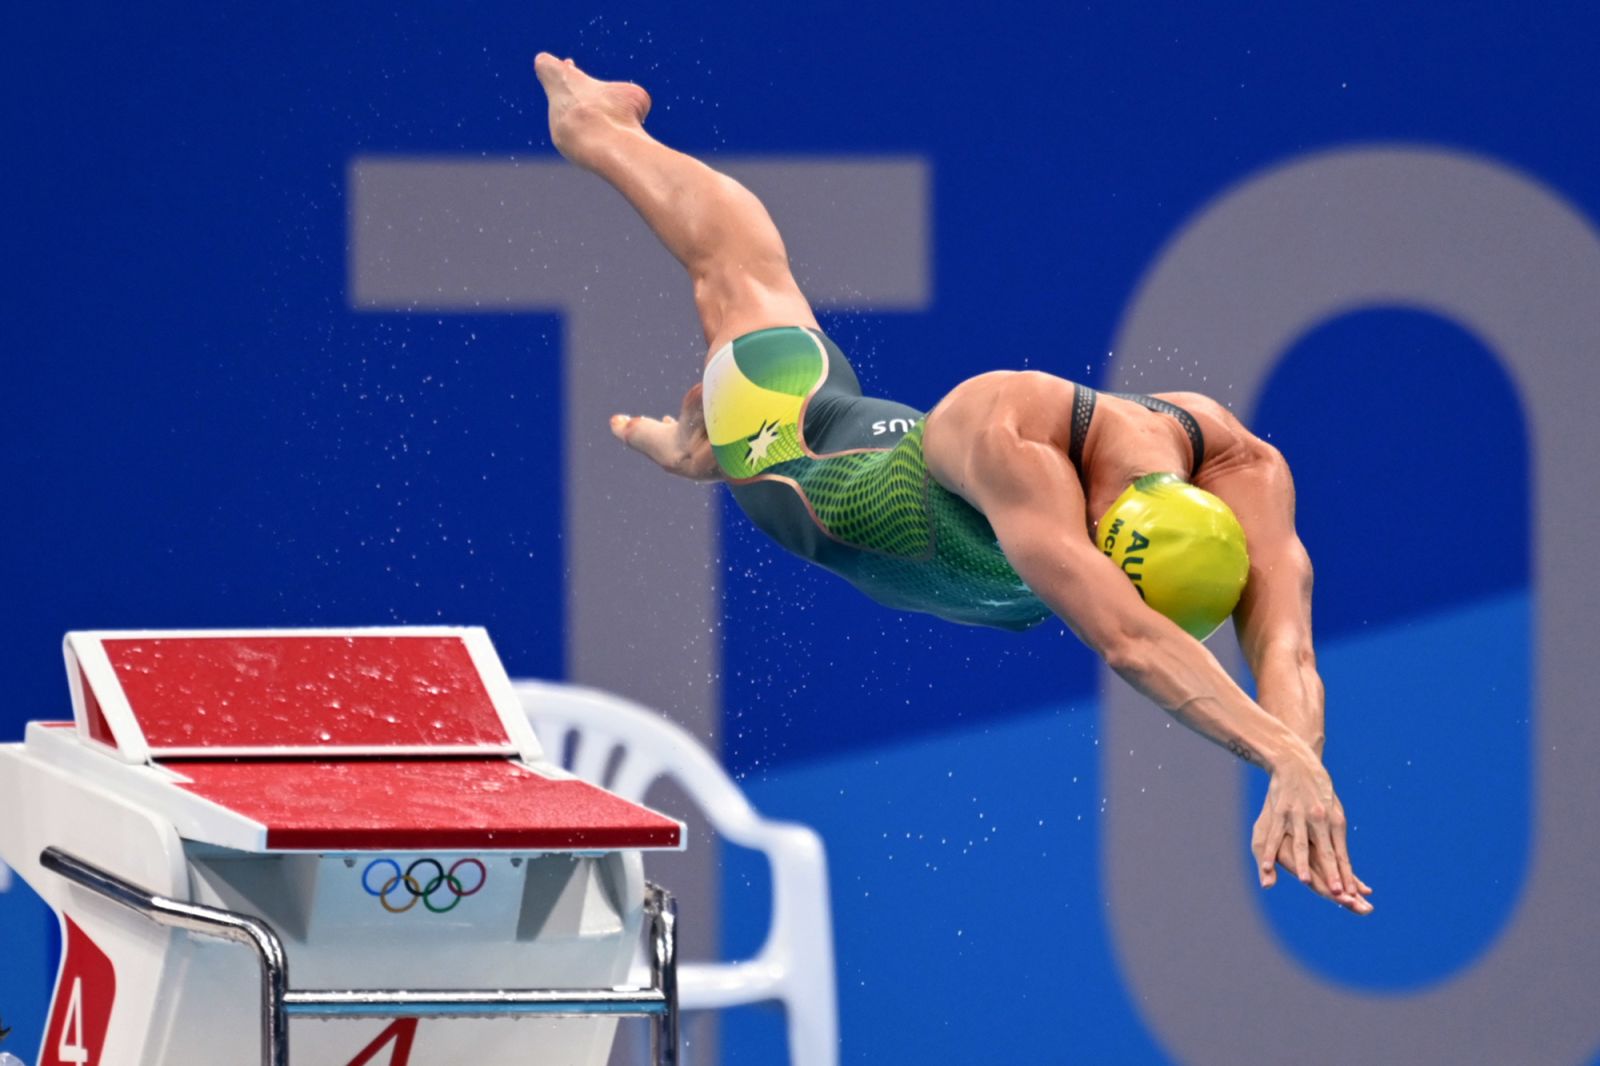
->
[1102,147,1600,1066]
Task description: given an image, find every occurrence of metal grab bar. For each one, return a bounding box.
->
[40,847,679,1066]
[40,848,290,1059]
[284,987,669,1018]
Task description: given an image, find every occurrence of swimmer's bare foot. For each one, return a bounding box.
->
[609,384,722,482]
[534,52,652,165]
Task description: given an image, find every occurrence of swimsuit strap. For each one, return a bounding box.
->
[1070,383,1098,470]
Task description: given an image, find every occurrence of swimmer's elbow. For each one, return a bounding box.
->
[1092,606,1181,689]
[1099,630,1151,679]
[1097,629,1193,717]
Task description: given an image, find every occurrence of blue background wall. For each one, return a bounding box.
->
[1,3,1591,1062]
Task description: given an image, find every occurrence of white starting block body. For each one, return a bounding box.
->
[0,628,684,1066]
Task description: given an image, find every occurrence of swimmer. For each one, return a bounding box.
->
[535,53,1372,914]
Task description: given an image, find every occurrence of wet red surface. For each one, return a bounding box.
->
[103,635,510,751]
[166,757,682,850]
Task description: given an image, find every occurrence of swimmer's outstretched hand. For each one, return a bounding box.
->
[1257,765,1374,914]
[610,383,724,482]
[1252,755,1374,915]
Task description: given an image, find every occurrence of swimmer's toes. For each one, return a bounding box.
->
[541,54,650,123]
[534,53,568,94]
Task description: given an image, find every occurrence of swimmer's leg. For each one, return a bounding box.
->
[535,53,818,354]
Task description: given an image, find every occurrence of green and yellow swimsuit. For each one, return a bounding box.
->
[703,326,1052,631]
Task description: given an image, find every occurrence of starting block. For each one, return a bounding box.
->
[0,627,685,1065]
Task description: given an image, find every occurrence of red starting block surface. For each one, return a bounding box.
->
[68,627,532,761]
[166,758,682,851]
[102,634,511,751]
[51,627,683,852]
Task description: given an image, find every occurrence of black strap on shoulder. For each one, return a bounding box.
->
[1108,392,1205,479]
[1070,383,1097,470]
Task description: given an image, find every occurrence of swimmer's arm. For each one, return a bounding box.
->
[957,431,1311,771]
[609,383,725,483]
[1204,441,1325,755]
[958,429,1356,893]
[1203,441,1370,907]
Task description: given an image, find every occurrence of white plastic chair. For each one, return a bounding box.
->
[514,679,838,1066]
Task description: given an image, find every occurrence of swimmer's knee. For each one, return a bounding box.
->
[692,261,812,345]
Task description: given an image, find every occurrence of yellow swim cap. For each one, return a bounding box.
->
[1096,473,1249,640]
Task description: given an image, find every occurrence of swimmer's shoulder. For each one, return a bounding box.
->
[1145,390,1263,469]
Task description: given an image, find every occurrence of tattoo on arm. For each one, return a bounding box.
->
[1226,738,1265,768]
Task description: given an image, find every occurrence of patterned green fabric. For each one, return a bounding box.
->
[791,426,933,556]
[762,425,1050,631]
[731,328,824,396]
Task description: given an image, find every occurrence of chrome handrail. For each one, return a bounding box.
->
[40,847,678,1066]
[39,848,290,1059]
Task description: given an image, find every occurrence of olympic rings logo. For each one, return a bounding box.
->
[360,858,487,914]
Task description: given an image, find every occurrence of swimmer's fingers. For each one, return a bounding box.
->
[1253,807,1286,888]
[1314,854,1371,914]
[1287,846,1332,897]
[1309,810,1368,912]
[1276,840,1373,914]
[1308,810,1343,897]
[1288,811,1314,886]
[1324,809,1350,889]
[1328,807,1359,902]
